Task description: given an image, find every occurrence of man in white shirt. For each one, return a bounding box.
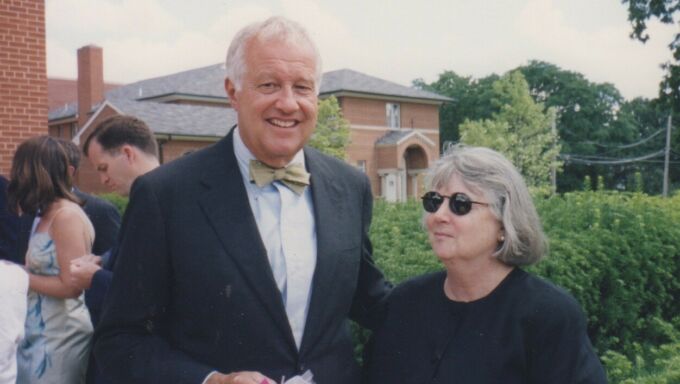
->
[0,260,28,384]
[94,16,390,384]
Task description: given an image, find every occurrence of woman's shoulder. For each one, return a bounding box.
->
[48,200,94,236]
[50,200,87,223]
[390,270,446,302]
[512,270,586,324]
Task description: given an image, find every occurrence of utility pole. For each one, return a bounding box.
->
[662,113,672,197]
[551,113,557,195]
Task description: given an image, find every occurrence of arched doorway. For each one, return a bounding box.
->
[403,145,428,199]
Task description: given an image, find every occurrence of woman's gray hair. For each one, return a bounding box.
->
[427,144,547,266]
[225,16,323,93]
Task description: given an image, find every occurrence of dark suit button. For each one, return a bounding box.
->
[297,363,305,373]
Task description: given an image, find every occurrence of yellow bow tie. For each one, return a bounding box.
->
[249,160,310,195]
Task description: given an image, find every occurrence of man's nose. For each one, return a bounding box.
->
[275,86,300,113]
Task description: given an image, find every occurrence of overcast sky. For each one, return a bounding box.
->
[46,0,678,100]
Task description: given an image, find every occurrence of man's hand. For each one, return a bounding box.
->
[69,254,102,290]
[206,371,276,384]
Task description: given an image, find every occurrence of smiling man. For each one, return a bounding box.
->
[93,16,390,384]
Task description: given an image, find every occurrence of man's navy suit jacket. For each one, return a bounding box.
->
[0,175,19,263]
[94,131,390,384]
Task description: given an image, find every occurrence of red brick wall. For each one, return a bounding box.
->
[346,128,384,194]
[340,96,440,130]
[341,98,388,126]
[160,140,215,163]
[77,45,103,127]
[0,0,48,175]
[401,103,439,129]
[48,120,76,139]
[340,96,442,195]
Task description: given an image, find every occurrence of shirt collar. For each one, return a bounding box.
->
[233,127,307,188]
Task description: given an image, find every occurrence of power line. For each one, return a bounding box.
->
[560,150,665,165]
[587,128,665,149]
[639,160,680,164]
[563,127,665,150]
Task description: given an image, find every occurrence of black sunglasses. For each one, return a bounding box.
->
[421,191,488,216]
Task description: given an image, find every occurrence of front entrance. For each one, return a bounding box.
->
[404,145,428,199]
[375,130,436,202]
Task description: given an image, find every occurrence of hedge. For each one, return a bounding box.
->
[367,191,680,381]
[101,191,680,380]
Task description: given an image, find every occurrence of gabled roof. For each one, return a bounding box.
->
[48,64,229,121]
[106,64,227,102]
[50,65,449,139]
[74,99,237,143]
[106,99,237,137]
[376,129,436,148]
[319,69,451,103]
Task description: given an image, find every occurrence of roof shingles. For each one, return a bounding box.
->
[50,65,448,138]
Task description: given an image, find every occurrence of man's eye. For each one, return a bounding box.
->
[258,83,278,90]
[295,84,313,94]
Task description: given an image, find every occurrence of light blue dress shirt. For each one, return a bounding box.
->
[233,127,317,350]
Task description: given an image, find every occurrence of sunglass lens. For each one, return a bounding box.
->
[451,193,472,215]
[422,192,442,213]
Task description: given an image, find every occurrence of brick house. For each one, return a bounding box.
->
[0,0,48,175]
[50,46,450,201]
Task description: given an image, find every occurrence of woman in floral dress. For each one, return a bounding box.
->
[8,136,94,384]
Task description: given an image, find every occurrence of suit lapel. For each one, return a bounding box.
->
[300,149,349,353]
[196,133,295,346]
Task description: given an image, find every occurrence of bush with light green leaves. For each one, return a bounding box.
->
[366,191,680,381]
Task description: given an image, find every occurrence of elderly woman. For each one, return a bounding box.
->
[8,136,94,383]
[364,145,606,384]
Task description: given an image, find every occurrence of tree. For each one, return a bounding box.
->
[308,96,350,160]
[622,0,680,110]
[613,97,680,193]
[622,0,680,193]
[518,61,628,191]
[414,72,471,148]
[459,71,561,188]
[414,72,498,148]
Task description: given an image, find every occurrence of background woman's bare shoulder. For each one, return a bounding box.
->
[49,200,94,242]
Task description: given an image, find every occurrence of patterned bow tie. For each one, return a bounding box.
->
[249,160,310,195]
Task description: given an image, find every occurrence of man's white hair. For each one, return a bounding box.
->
[225,16,323,93]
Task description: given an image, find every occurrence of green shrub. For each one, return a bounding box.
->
[602,340,680,383]
[532,191,680,355]
[370,200,441,283]
[96,189,680,381]
[365,191,680,381]
[98,193,128,215]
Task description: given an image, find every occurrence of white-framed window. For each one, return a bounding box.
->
[356,160,367,173]
[386,102,400,128]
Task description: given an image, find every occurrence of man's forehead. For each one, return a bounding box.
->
[252,67,315,81]
[248,36,316,62]
[89,144,114,163]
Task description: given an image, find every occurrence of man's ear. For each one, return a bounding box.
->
[225,78,239,110]
[121,145,136,162]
